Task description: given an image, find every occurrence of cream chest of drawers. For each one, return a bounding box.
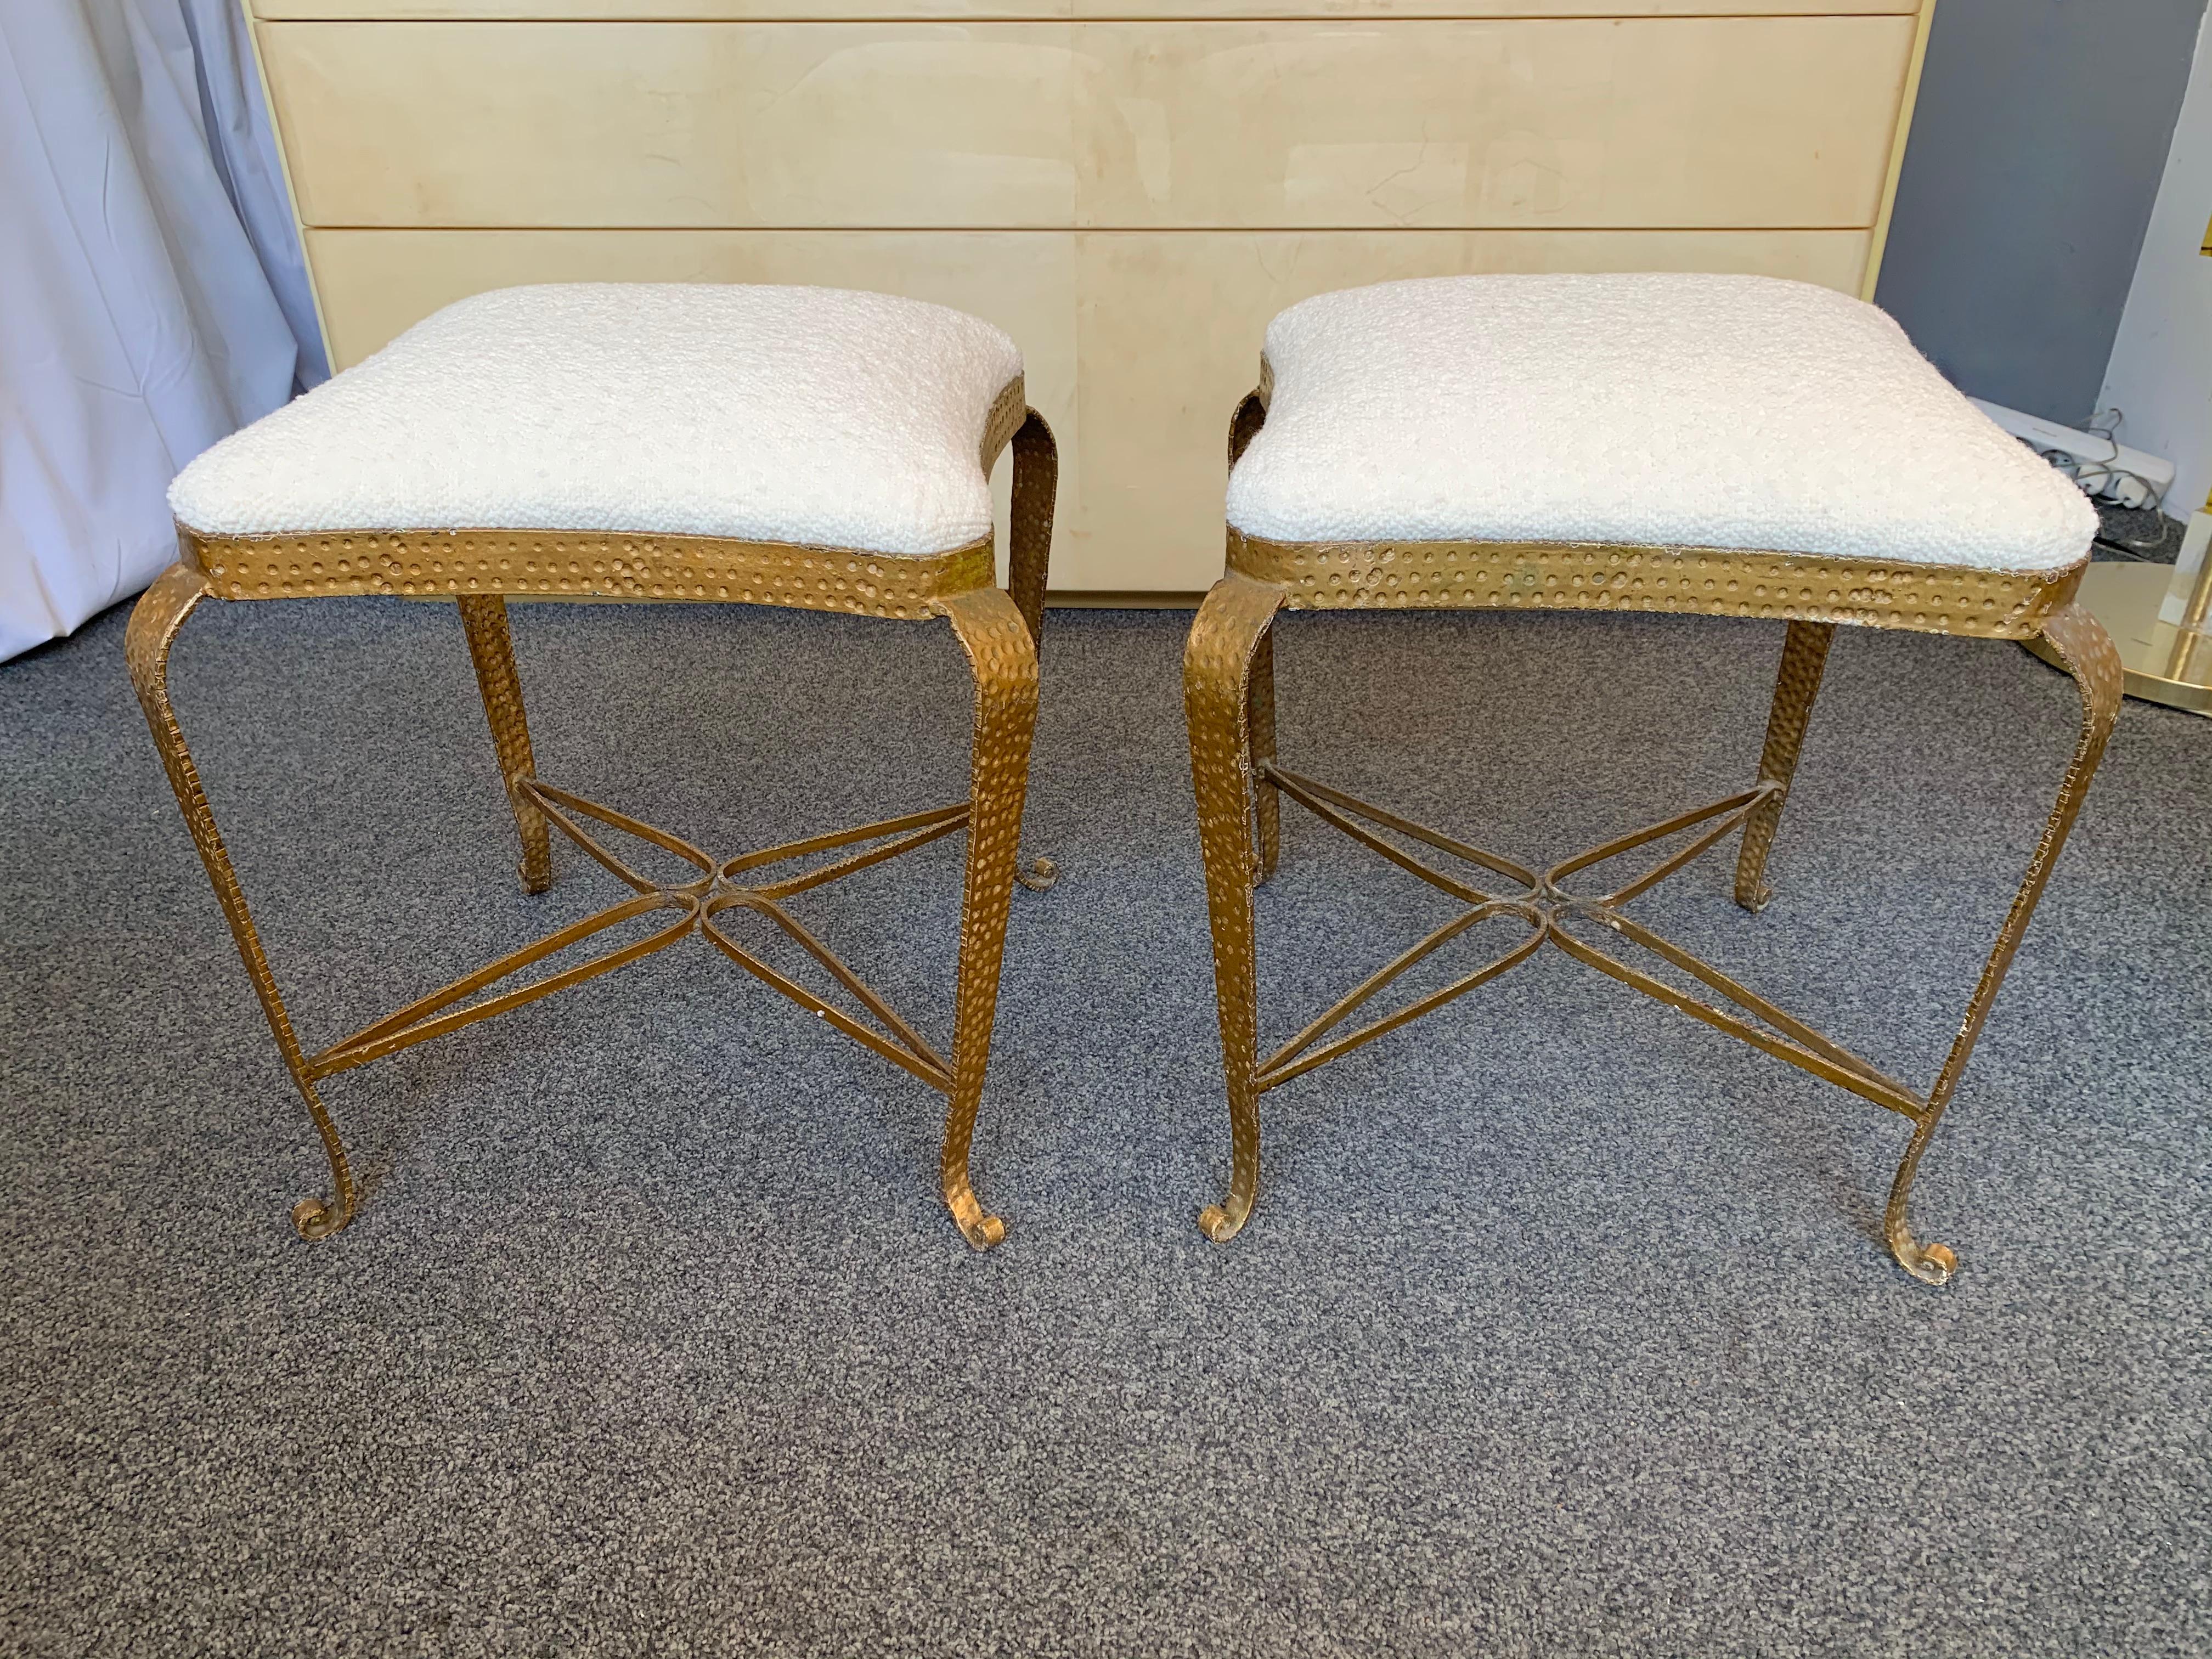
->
[246,0,1936,592]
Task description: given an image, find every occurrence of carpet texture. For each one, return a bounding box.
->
[2,592,2207,1656]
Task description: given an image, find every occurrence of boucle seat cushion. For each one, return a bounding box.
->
[1226,274,2095,572]
[169,284,1024,558]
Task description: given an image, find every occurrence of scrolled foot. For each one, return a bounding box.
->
[1016,855,1058,893]
[945,1184,1007,1251]
[963,1214,1007,1250]
[1890,1233,1957,1285]
[1198,1201,1250,1244]
[1736,881,1773,915]
[518,858,553,896]
[290,1194,352,1242]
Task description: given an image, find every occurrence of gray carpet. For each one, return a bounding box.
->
[3,591,2207,1657]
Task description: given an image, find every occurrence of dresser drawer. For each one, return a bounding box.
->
[253,1,1915,17]
[263,18,1915,232]
[302,227,1871,590]
[1070,229,1872,590]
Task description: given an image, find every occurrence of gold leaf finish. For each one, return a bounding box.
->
[183,526,998,616]
[1227,528,2085,641]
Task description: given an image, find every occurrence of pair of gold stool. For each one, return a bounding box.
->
[137,278,2117,1283]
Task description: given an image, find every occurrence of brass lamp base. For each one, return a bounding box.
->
[2024,561,2212,716]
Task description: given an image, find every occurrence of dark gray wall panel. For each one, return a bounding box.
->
[1877,0,2207,421]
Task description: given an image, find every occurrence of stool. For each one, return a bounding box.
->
[1184,273,2117,1282]
[131,283,1056,1249]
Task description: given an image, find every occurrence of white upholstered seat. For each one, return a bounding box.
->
[169,284,1024,558]
[1225,274,2096,573]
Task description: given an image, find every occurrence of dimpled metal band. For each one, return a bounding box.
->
[1225,529,2083,641]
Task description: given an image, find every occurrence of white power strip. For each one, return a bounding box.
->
[1968,398,2175,510]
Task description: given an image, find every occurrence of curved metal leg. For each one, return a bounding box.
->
[1227,389,1279,885]
[126,564,357,1241]
[1006,409,1056,650]
[1006,409,1060,894]
[1735,619,1835,911]
[1227,390,1267,469]
[456,595,553,894]
[936,585,1041,1249]
[1886,602,2123,1283]
[1248,626,1280,884]
[1184,573,1286,1242]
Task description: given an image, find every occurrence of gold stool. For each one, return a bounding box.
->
[132,284,1055,1249]
[1183,274,2119,1282]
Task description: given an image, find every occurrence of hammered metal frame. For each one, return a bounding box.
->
[129,393,1055,1250]
[1188,389,2121,1283]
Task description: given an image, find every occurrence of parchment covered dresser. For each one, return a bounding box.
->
[243,0,1936,593]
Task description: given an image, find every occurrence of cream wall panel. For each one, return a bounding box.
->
[263,19,1911,230]
[304,227,1868,590]
[255,1,1914,18]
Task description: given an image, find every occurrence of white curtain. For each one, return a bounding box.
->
[0,0,325,662]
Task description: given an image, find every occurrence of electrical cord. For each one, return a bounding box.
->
[2094,521,2174,561]
[2012,407,2176,560]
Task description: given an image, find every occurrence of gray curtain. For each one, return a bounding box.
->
[0,0,326,662]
